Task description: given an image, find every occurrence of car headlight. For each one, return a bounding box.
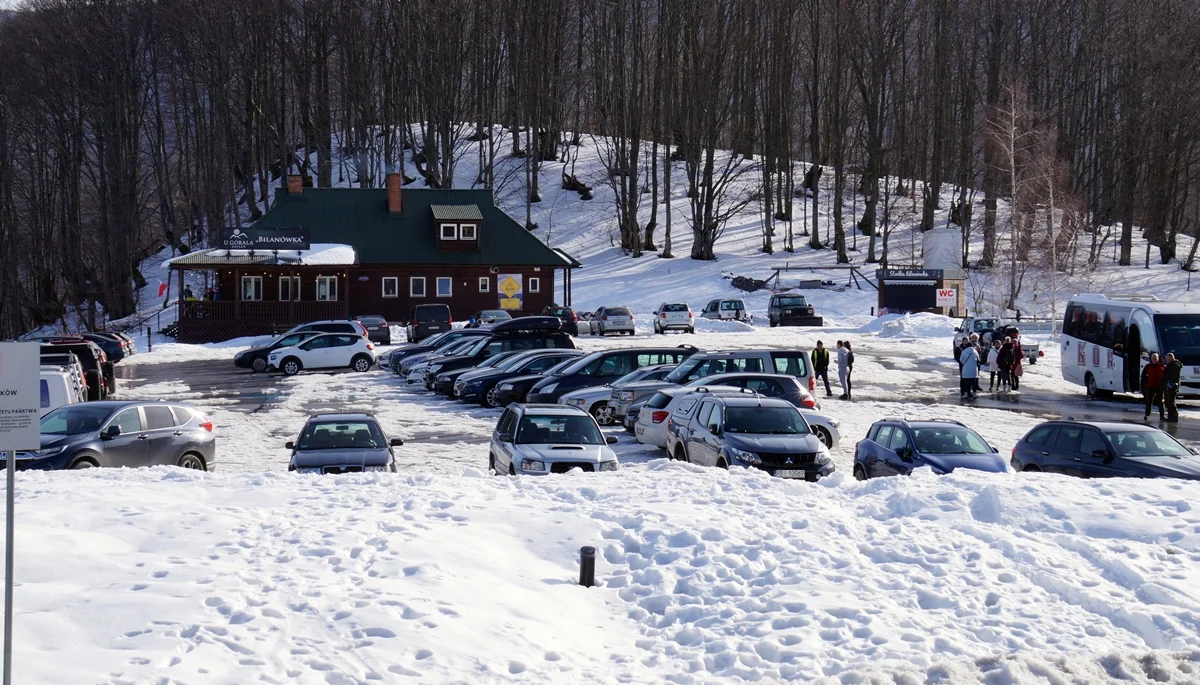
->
[816,445,832,465]
[598,460,619,472]
[618,391,634,401]
[568,398,587,406]
[363,465,390,472]
[729,448,761,465]
[539,382,559,394]
[827,418,840,428]
[520,459,546,472]
[428,364,443,374]
[499,383,514,390]
[34,445,65,458]
[294,467,322,474]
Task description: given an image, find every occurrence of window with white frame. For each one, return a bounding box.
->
[478,277,490,292]
[278,276,300,301]
[459,223,477,240]
[528,277,540,293]
[315,276,338,301]
[382,276,399,298]
[436,277,453,297]
[440,223,457,240]
[410,277,426,297]
[241,276,263,301]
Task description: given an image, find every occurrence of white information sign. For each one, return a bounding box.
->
[0,343,41,452]
[935,288,957,307]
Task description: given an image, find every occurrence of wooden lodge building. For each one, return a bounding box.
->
[169,174,579,343]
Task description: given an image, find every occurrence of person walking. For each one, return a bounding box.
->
[997,337,1014,392]
[811,341,833,397]
[1010,336,1024,391]
[986,339,1002,392]
[836,340,850,400]
[968,333,984,393]
[1164,352,1184,423]
[960,341,980,399]
[1140,352,1166,420]
[843,341,856,400]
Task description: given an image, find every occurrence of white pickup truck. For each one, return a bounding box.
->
[955,317,1043,364]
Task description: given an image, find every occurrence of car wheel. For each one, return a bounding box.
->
[770,318,777,328]
[71,459,96,469]
[509,464,516,476]
[282,358,302,376]
[673,445,688,463]
[1022,464,1041,473]
[591,403,616,426]
[853,464,868,481]
[485,387,502,408]
[717,458,729,469]
[654,324,662,334]
[688,327,695,334]
[351,355,372,372]
[251,357,268,373]
[488,452,497,474]
[814,426,833,449]
[177,453,206,471]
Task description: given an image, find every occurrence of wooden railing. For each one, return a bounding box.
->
[181,300,345,324]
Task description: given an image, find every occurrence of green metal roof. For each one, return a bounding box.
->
[254,187,571,267]
[431,204,484,221]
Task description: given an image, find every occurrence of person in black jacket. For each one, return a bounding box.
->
[1164,352,1184,423]
[843,341,855,400]
[811,341,832,397]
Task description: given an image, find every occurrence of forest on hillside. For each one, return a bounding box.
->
[1,0,1199,336]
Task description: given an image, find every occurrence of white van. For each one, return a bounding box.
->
[40,368,87,417]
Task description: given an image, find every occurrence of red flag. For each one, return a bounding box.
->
[157,282,168,298]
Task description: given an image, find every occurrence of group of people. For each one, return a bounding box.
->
[810,340,855,400]
[182,286,219,302]
[1139,352,1184,423]
[956,334,1025,399]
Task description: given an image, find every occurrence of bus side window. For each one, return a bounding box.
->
[1131,310,1158,357]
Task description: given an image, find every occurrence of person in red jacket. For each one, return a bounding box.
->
[1141,352,1166,420]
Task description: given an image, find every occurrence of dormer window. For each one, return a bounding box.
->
[440,223,458,240]
[459,223,477,240]
[432,205,483,252]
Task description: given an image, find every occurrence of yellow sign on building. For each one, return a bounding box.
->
[497,274,523,310]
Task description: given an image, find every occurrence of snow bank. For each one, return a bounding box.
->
[860,312,957,339]
[9,466,1200,684]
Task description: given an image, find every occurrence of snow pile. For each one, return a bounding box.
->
[8,465,1200,683]
[860,312,957,339]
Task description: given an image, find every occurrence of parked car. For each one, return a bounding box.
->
[853,419,1006,480]
[406,303,453,342]
[767,293,823,327]
[1010,421,1200,479]
[286,413,403,474]
[432,350,528,397]
[40,341,113,401]
[624,397,649,433]
[282,319,370,339]
[78,333,130,363]
[653,303,695,334]
[268,333,377,376]
[489,404,619,475]
[354,315,392,345]
[608,348,816,418]
[454,350,585,406]
[527,346,699,404]
[667,394,834,480]
[18,401,215,471]
[403,337,487,384]
[39,367,87,417]
[418,317,575,389]
[386,329,492,373]
[636,386,757,450]
[588,306,636,336]
[234,330,322,372]
[700,298,750,322]
[466,310,512,327]
[558,364,677,426]
[40,352,88,400]
[680,373,838,446]
[954,316,1042,363]
[491,358,581,407]
[542,305,580,336]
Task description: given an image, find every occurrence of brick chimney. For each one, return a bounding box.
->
[386,172,403,214]
[286,174,304,196]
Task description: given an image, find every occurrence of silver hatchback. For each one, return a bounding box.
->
[589,306,636,336]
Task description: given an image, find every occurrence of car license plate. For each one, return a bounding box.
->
[429,326,442,331]
[774,469,806,479]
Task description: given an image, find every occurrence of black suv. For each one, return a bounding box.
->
[767,293,822,327]
[407,304,453,342]
[39,340,114,401]
[1011,421,1200,479]
[526,346,699,404]
[542,305,580,336]
[420,317,575,389]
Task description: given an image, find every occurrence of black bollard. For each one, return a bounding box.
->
[579,546,596,588]
[147,326,152,353]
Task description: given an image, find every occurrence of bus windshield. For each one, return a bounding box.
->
[1155,314,1200,365]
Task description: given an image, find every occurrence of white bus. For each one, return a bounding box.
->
[1061,294,1200,398]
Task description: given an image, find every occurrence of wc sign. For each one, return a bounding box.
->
[935,288,957,307]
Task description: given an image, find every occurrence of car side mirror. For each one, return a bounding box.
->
[708,423,721,435]
[390,438,404,447]
[606,436,618,445]
[285,441,295,450]
[991,446,999,453]
[898,446,913,461]
[1091,449,1112,461]
[101,425,121,440]
[498,432,513,443]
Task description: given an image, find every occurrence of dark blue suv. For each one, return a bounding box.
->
[1011,421,1200,479]
[853,418,1005,480]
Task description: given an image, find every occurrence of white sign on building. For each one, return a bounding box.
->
[0,343,41,452]
[936,288,957,307]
